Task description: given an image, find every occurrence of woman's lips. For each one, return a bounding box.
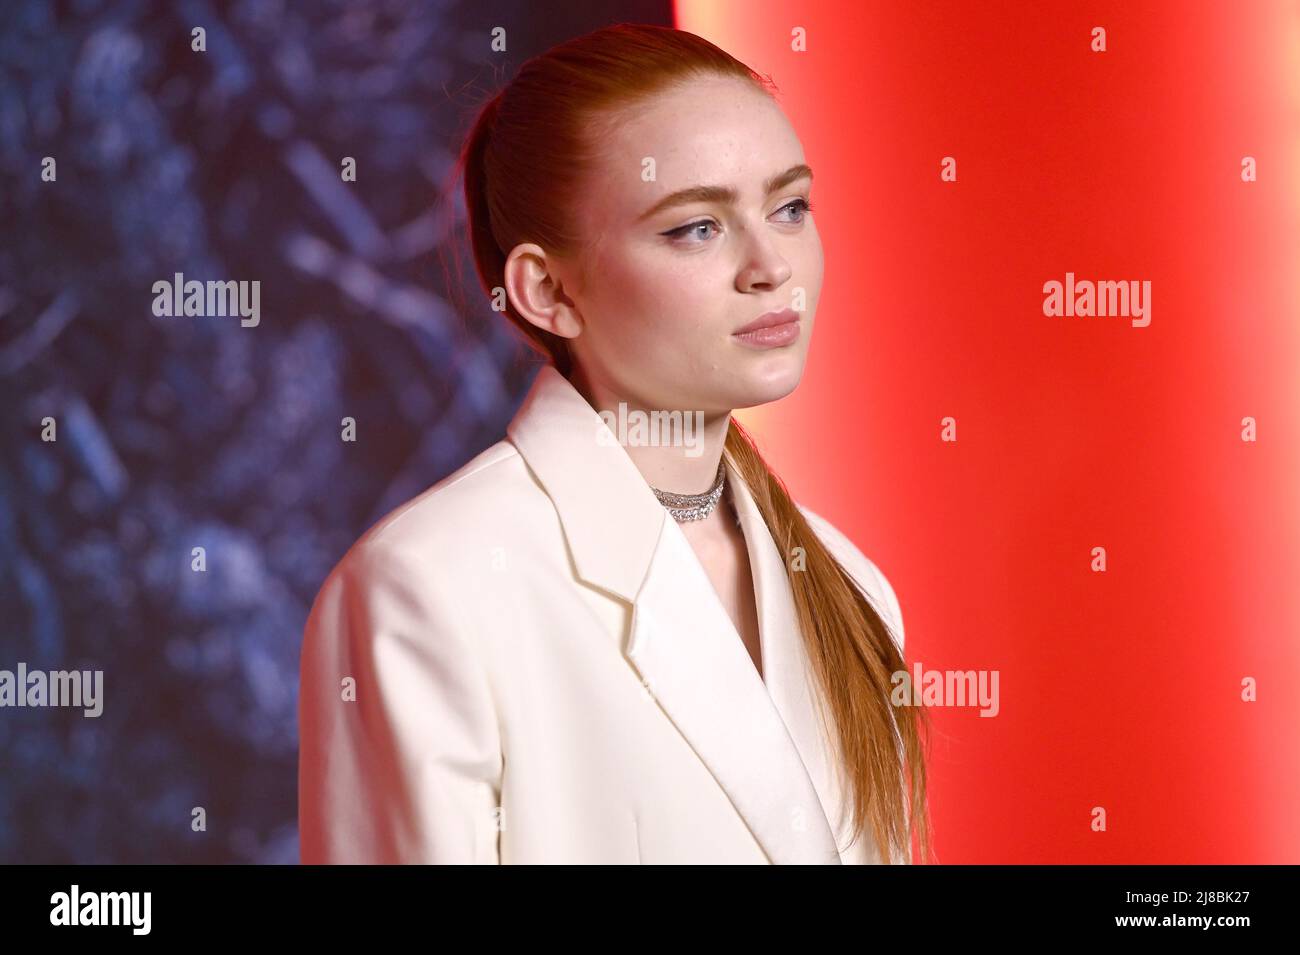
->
[731,318,800,349]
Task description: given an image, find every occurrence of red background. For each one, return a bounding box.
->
[680,0,1300,863]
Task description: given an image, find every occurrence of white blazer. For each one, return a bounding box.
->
[298,364,907,864]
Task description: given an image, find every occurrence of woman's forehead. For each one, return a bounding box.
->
[590,91,804,212]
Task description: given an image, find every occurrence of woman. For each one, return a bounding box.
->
[298,22,930,865]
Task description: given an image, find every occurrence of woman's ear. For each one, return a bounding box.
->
[503,242,583,341]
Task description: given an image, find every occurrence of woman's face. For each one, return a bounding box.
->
[549,74,823,416]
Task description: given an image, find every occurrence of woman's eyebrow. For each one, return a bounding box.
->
[636,163,813,222]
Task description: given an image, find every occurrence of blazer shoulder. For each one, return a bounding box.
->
[306,438,547,618]
[299,444,528,682]
[346,435,565,558]
[363,439,525,549]
[797,503,904,650]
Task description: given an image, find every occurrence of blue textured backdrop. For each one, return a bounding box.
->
[0,0,671,863]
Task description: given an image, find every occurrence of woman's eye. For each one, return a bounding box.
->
[663,198,813,244]
[666,219,718,243]
[775,197,813,223]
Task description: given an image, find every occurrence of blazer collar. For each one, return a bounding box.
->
[506,363,848,864]
[506,363,664,602]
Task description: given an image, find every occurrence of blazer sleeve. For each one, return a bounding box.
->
[298,538,504,864]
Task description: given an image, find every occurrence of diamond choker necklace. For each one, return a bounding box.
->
[650,460,726,523]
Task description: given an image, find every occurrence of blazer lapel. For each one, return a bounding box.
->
[506,365,843,864]
[727,459,857,861]
[628,512,843,864]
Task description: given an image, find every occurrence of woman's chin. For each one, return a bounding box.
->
[728,356,806,409]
